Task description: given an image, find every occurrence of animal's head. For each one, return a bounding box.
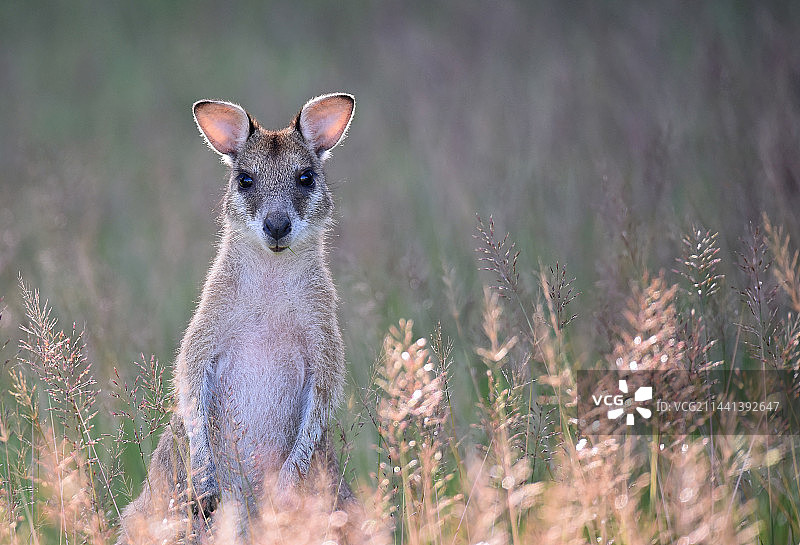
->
[193,93,355,253]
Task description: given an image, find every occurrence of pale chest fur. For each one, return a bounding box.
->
[202,250,327,480]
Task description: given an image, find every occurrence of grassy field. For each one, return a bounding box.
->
[1,2,800,543]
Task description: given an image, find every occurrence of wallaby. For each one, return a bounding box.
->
[117,93,356,544]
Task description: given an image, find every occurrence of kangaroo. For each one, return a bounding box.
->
[118,93,356,544]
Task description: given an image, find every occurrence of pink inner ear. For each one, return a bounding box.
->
[195,103,250,156]
[301,96,354,153]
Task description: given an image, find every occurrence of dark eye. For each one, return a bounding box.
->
[297,168,315,188]
[237,173,253,190]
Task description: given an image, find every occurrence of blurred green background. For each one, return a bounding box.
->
[2,1,800,490]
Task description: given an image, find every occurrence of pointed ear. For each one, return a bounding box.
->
[193,100,252,158]
[297,93,355,160]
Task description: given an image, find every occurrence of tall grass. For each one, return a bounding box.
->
[1,212,799,544]
[2,3,800,544]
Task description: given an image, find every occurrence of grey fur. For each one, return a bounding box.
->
[117,94,355,544]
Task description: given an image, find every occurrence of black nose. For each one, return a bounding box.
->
[264,213,292,241]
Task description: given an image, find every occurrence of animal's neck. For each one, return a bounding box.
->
[214,224,325,294]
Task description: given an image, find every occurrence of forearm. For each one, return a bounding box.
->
[175,325,219,500]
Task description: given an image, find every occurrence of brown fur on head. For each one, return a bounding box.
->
[193,94,354,254]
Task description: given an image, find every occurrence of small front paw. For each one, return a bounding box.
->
[194,490,219,520]
[277,459,302,489]
[274,461,303,507]
[191,471,220,519]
